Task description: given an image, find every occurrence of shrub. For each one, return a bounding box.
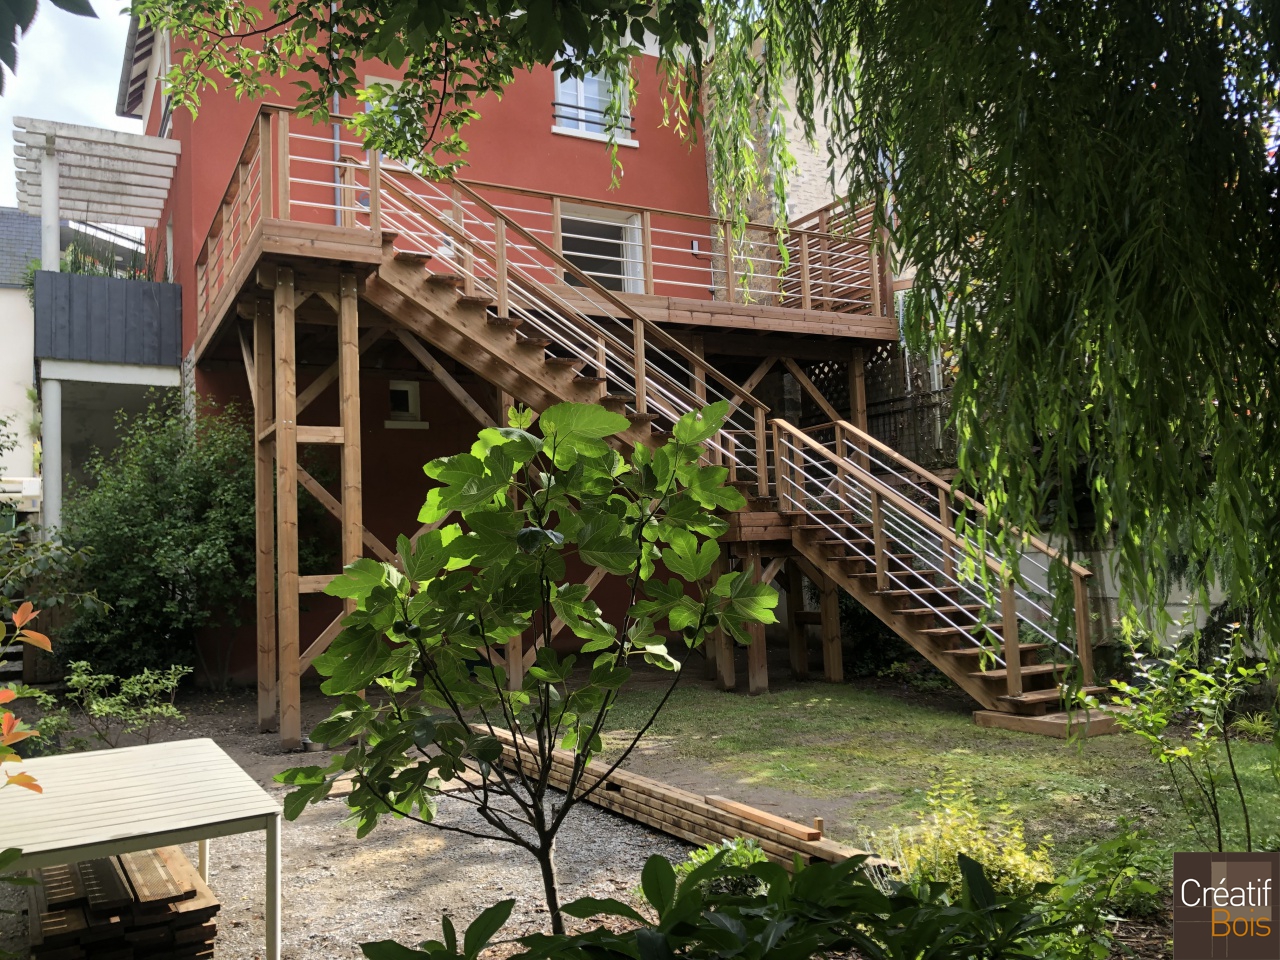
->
[61,398,255,680]
[61,661,191,749]
[866,780,1054,900]
[671,837,768,898]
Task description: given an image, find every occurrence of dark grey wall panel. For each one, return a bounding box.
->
[33,271,181,367]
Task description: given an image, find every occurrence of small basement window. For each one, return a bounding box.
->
[385,379,429,430]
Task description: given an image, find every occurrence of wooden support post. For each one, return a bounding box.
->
[338,273,363,596]
[641,211,655,295]
[1001,580,1023,698]
[1072,572,1094,686]
[274,267,301,749]
[798,232,812,311]
[452,188,475,295]
[849,345,868,429]
[506,635,525,691]
[819,576,843,682]
[746,546,768,695]
[253,300,277,733]
[787,560,809,681]
[712,556,735,691]
[494,218,509,319]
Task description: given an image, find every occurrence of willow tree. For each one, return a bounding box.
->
[138,0,1280,644]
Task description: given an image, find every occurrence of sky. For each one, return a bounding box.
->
[0,1,139,207]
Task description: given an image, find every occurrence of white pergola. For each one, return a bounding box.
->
[12,117,180,529]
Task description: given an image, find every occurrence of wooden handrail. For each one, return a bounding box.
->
[446,176,771,414]
[823,418,1092,579]
[771,418,1006,578]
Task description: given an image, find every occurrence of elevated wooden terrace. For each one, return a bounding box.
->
[192,106,898,360]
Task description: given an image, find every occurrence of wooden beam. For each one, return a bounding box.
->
[760,556,786,586]
[253,301,277,734]
[299,574,336,594]
[338,273,364,637]
[711,555,735,691]
[786,560,809,681]
[819,576,843,683]
[274,266,302,750]
[300,612,345,673]
[395,329,497,429]
[849,346,868,433]
[297,465,396,564]
[746,545,768,695]
[237,325,256,411]
[297,426,344,444]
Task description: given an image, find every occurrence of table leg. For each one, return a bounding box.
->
[266,813,281,960]
[198,839,209,883]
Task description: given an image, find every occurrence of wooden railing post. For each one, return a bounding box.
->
[641,210,654,295]
[754,405,768,498]
[632,322,647,414]
[494,218,509,319]
[938,493,955,580]
[722,221,736,303]
[869,243,882,316]
[1072,572,1094,685]
[799,231,812,310]
[368,149,382,234]
[1001,580,1023,698]
[817,208,830,311]
[452,187,475,295]
[258,112,275,220]
[275,110,290,220]
[551,196,564,283]
[771,422,788,509]
[871,490,888,591]
[339,164,355,229]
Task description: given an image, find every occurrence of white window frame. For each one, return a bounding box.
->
[560,202,643,295]
[552,68,638,148]
[386,379,429,430]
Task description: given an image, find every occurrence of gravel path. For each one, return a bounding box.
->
[1,785,689,959]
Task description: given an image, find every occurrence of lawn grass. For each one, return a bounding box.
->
[600,679,1280,866]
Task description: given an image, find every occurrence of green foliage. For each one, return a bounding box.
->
[866,781,1054,901]
[1102,639,1276,851]
[1041,823,1165,960]
[366,852,1064,959]
[1232,712,1276,742]
[61,398,254,681]
[59,661,191,749]
[279,402,777,933]
[670,838,768,899]
[706,0,1280,649]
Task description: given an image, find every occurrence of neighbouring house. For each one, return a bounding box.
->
[26,17,1116,748]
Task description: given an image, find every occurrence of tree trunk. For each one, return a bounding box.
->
[534,839,564,935]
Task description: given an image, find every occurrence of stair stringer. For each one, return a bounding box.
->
[789,528,1004,711]
[363,261,650,448]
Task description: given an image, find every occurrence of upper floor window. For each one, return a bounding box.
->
[553,68,637,146]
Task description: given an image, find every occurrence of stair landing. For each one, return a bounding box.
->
[973,708,1119,738]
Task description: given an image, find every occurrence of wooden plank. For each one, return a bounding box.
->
[395,329,497,429]
[298,574,336,595]
[78,857,133,912]
[299,612,345,673]
[295,326,384,417]
[297,425,344,444]
[339,273,364,642]
[819,576,843,683]
[704,795,820,840]
[274,266,302,749]
[119,849,185,905]
[297,466,396,564]
[782,356,843,423]
[786,559,809,681]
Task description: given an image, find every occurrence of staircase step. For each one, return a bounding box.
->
[457,293,495,308]
[920,625,986,638]
[427,272,465,287]
[574,375,607,386]
[971,662,1064,680]
[876,586,960,598]
[516,336,552,349]
[602,393,635,405]
[943,643,1046,657]
[897,604,985,617]
[1000,685,1107,706]
[544,357,586,372]
[381,230,400,245]
[487,316,522,330]
[627,412,660,425]
[394,250,433,264]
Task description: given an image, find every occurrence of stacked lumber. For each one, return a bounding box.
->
[26,847,219,960]
[485,727,877,868]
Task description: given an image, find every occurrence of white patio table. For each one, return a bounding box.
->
[2,737,281,959]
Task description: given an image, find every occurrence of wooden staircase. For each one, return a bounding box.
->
[347,159,1108,736]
